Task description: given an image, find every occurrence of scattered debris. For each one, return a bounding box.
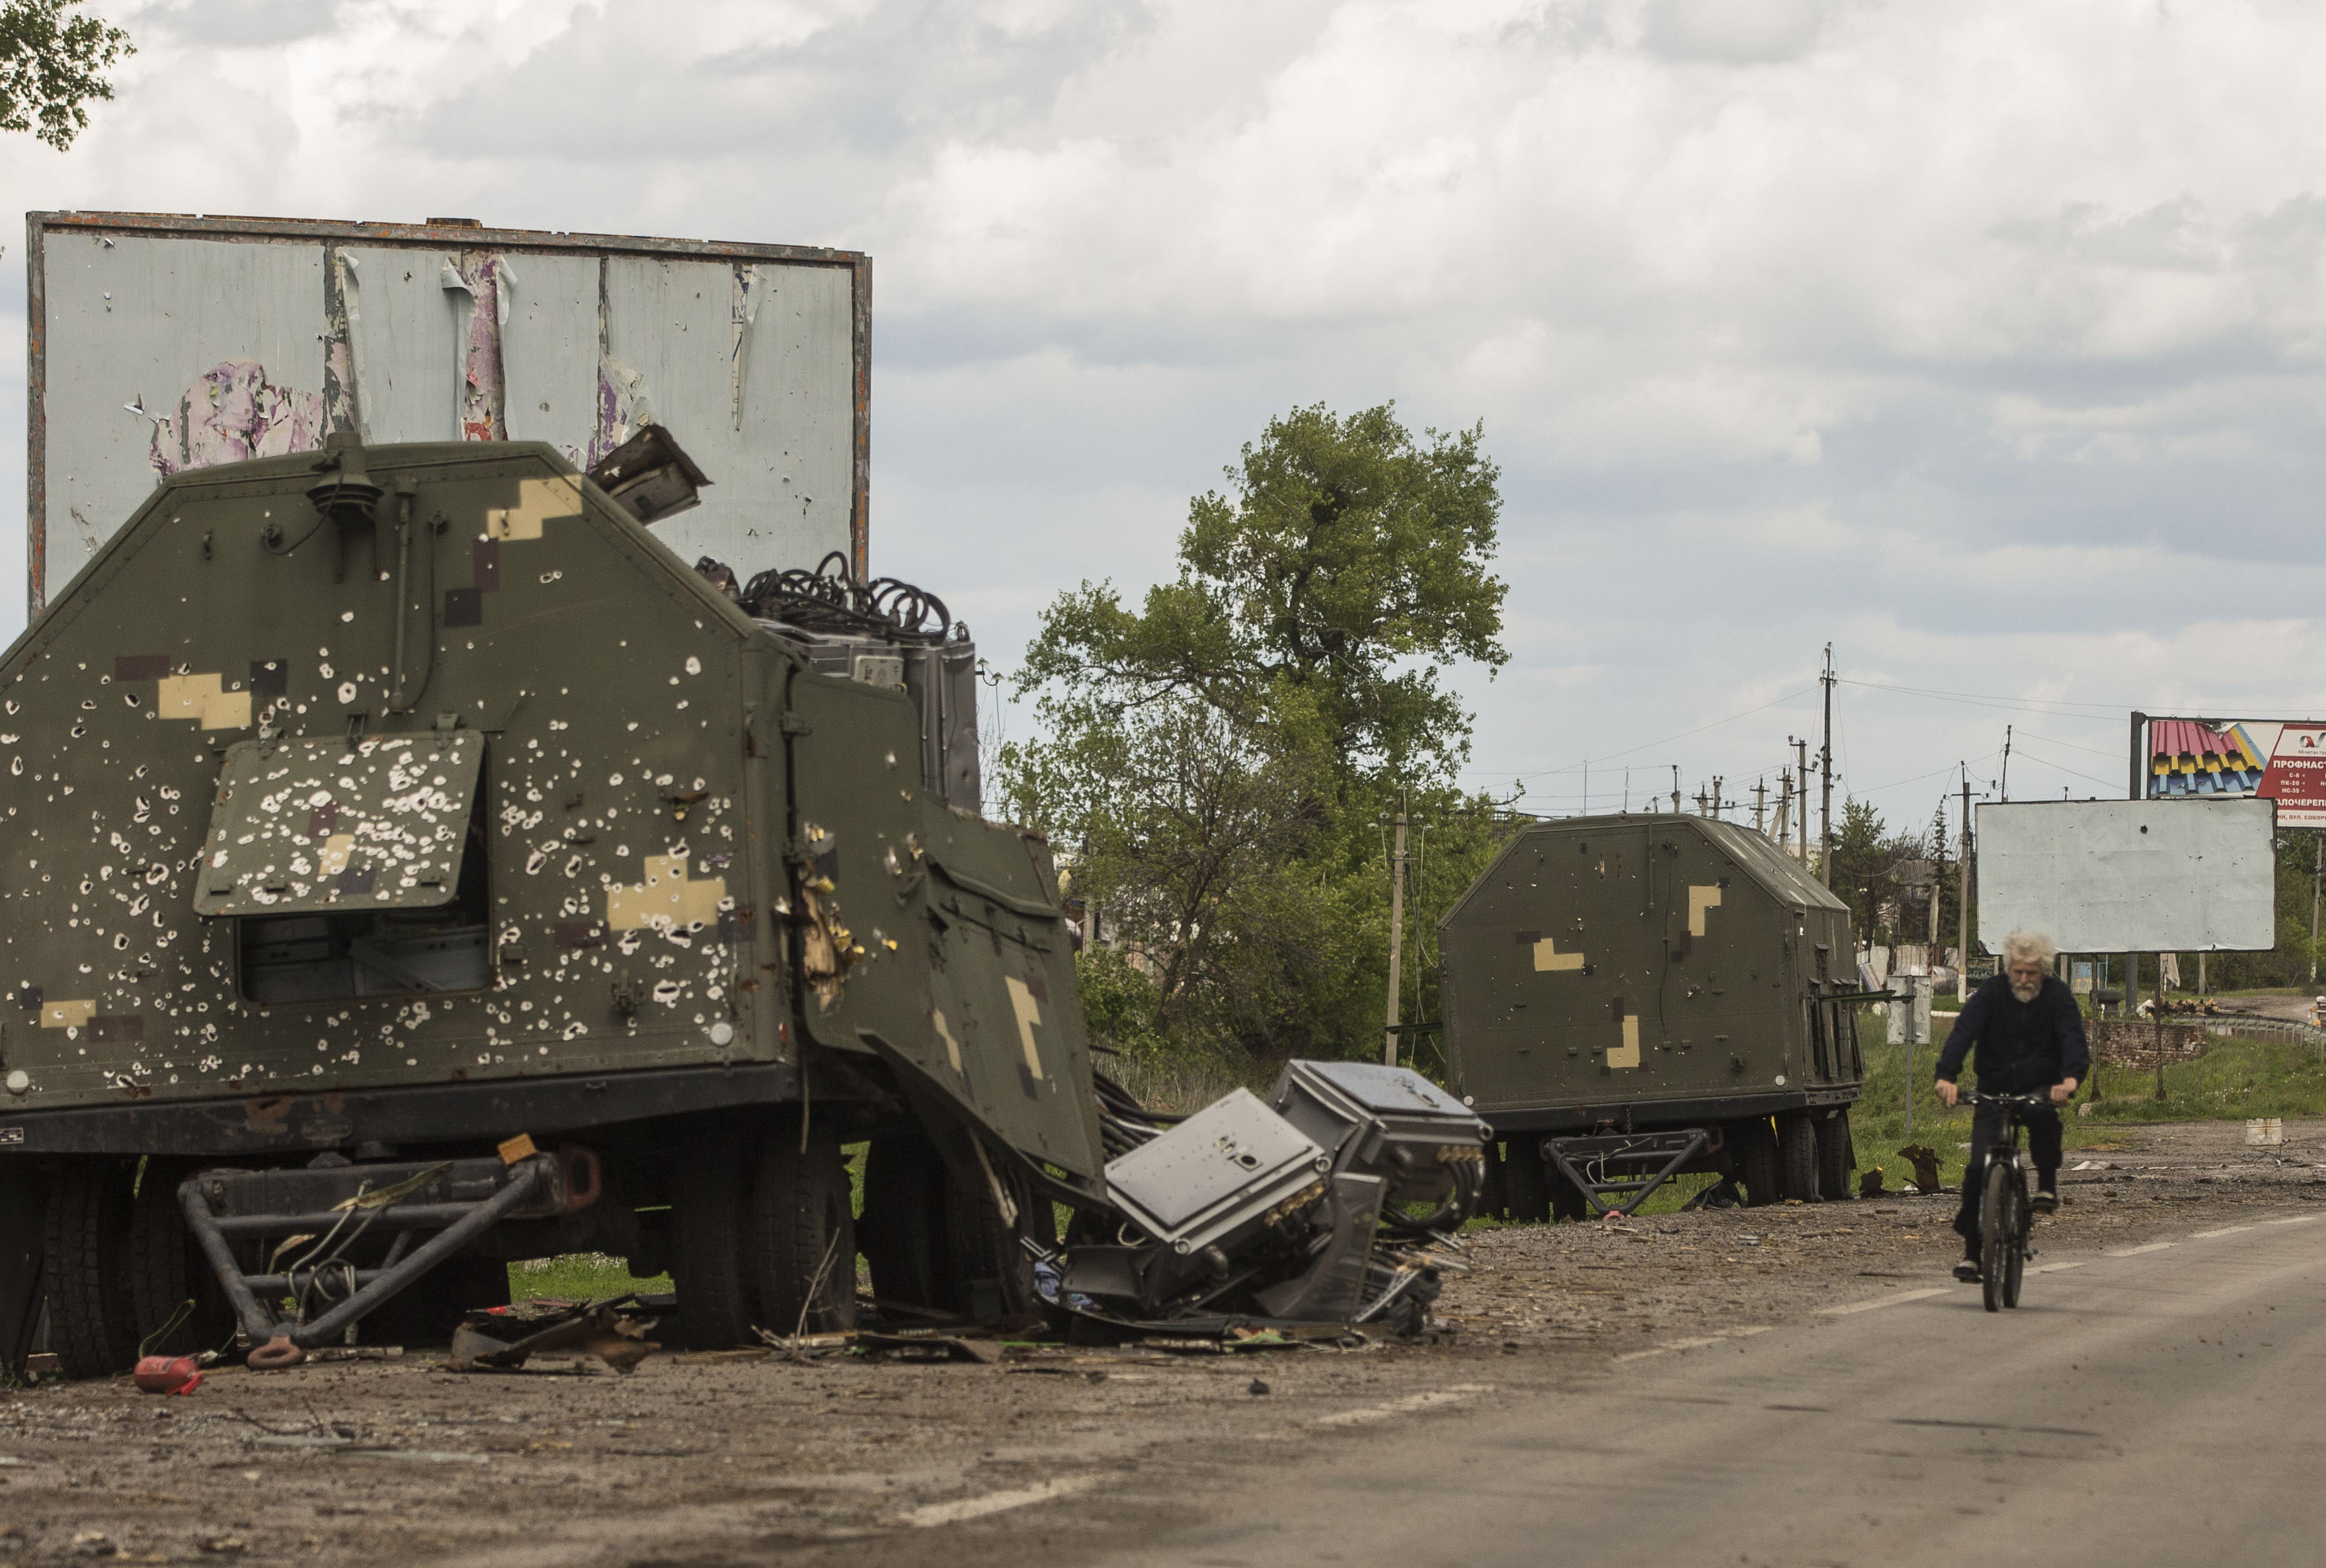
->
[1896,1144,1943,1192]
[1858,1166,1886,1198]
[448,1297,660,1374]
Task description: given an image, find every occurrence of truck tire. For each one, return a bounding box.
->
[1777,1110,1820,1202]
[1732,1118,1781,1208]
[864,1124,1041,1320]
[1814,1109,1854,1201]
[746,1113,858,1336]
[1504,1140,1550,1224]
[366,1253,509,1348]
[42,1158,138,1378]
[669,1126,756,1349]
[1478,1140,1508,1222]
[861,1127,945,1310]
[127,1160,234,1358]
[1548,1158,1590,1222]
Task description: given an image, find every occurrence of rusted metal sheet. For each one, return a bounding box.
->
[24,213,871,617]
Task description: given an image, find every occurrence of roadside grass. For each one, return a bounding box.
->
[2081,1035,2326,1125]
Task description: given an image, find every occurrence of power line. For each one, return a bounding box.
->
[1463,684,1820,783]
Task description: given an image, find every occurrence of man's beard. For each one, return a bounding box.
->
[2011,980,2040,1003]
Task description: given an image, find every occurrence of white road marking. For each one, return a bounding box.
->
[2260,1214,2321,1226]
[2026,1261,2088,1275]
[1310,1384,1494,1427]
[2110,1242,2174,1257]
[900,1475,1101,1528]
[2190,1226,2256,1239]
[1816,1288,1948,1317]
[1615,1327,1775,1360]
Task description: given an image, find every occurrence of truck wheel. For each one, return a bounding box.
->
[746,1113,858,1336]
[1548,1159,1590,1222]
[669,1126,757,1349]
[863,1125,1041,1319]
[1732,1118,1781,1208]
[1814,1110,1855,1201]
[42,1159,138,1378]
[1777,1110,1820,1202]
[366,1253,510,1347]
[127,1161,234,1358]
[862,1127,945,1310]
[1503,1140,1550,1224]
[1478,1141,1508,1222]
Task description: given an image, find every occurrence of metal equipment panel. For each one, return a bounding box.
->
[27,213,871,617]
[38,233,325,600]
[194,732,485,916]
[1976,798,2278,953]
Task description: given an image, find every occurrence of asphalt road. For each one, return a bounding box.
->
[1078,1214,2326,1568]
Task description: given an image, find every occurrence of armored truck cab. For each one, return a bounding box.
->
[1438,814,1865,1216]
[0,436,1108,1375]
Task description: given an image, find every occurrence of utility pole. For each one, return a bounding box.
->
[1753,775,1768,835]
[1796,738,1810,866]
[1671,765,1681,816]
[1774,767,1792,845]
[1958,767,1973,1002]
[1384,803,1409,1066]
[1712,776,1724,820]
[1694,786,1709,817]
[2001,725,2013,801]
[2311,836,2321,985]
[1819,645,1835,887]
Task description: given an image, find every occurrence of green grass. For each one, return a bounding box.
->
[507,1253,670,1302]
[2079,1034,2326,1124]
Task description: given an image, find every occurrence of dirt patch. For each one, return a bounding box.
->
[3,1119,2316,1567]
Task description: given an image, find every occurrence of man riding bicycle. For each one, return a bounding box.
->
[1933,931,2089,1284]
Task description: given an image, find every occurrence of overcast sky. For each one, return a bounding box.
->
[4,0,2323,839]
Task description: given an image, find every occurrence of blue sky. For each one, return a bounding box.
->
[5,0,2324,839]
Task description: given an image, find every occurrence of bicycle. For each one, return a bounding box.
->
[1959,1090,2054,1312]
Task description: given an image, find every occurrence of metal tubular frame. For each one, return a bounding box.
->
[1544,1129,1710,1218]
[179,1157,547,1351]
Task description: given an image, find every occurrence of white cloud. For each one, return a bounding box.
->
[1,0,2322,828]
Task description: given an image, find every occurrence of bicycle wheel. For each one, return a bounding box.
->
[2001,1177,2027,1310]
[1980,1160,2010,1313]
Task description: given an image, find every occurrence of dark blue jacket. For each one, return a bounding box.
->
[1933,973,2091,1093]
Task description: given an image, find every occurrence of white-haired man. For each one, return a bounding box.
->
[1932,931,2089,1283]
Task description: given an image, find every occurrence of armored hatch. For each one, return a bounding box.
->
[1439,813,1862,1133]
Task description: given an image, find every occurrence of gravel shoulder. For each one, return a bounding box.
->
[5,1118,2319,1567]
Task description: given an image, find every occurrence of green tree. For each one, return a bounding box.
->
[1021,403,1506,782]
[1007,403,1512,1070]
[2,1,130,150]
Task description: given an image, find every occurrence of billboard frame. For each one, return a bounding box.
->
[25,210,871,615]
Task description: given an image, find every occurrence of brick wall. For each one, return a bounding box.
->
[2087,1019,2210,1068]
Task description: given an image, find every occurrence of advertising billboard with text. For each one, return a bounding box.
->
[2144,716,2326,828]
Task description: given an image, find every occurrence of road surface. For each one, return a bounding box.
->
[1073,1214,2326,1567]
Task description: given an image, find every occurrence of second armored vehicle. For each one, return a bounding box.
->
[1437,814,1866,1216]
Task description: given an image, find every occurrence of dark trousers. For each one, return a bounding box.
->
[1952,1100,2063,1251]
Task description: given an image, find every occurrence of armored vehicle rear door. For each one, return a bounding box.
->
[783,668,930,1056]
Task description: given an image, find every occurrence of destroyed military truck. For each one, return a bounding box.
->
[0,434,1489,1378]
[1437,814,1868,1219]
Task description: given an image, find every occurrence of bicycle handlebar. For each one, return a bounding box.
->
[1957,1090,2057,1109]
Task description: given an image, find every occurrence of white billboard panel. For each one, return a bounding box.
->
[1976,798,2278,953]
[28,213,870,615]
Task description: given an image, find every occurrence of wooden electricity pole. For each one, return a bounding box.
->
[1383,804,1409,1067]
[1796,738,1810,867]
[1958,767,1973,1002]
[1819,645,1835,887]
